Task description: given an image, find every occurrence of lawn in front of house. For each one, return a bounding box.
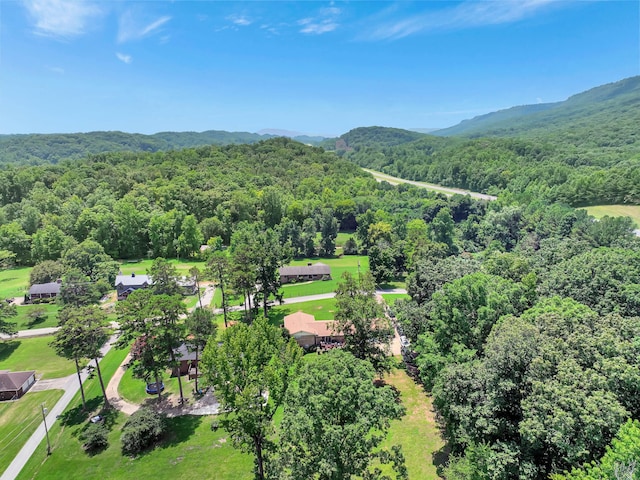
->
[0,336,75,379]
[17,343,253,480]
[118,258,206,277]
[0,389,64,476]
[381,293,411,305]
[380,367,446,479]
[0,266,31,299]
[118,363,194,406]
[266,298,338,327]
[279,255,369,298]
[13,303,60,330]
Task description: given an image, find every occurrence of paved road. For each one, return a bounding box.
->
[0,334,119,480]
[0,327,59,340]
[364,168,498,201]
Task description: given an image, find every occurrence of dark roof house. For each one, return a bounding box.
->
[115,273,152,300]
[28,282,61,301]
[0,370,36,401]
[279,263,331,284]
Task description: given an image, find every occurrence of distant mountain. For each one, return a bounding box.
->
[435,76,640,140]
[0,129,283,165]
[408,128,441,134]
[327,126,427,152]
[257,129,327,145]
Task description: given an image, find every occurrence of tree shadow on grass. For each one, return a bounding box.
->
[59,396,103,430]
[432,443,451,476]
[161,415,203,448]
[0,340,20,362]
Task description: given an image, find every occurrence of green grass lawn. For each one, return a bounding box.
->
[279,255,369,298]
[118,364,195,406]
[582,204,640,227]
[17,344,253,480]
[381,293,410,305]
[266,298,338,327]
[381,368,446,479]
[0,266,31,299]
[13,304,60,330]
[0,336,75,379]
[0,389,64,476]
[118,258,206,277]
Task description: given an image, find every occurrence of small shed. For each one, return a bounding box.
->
[0,370,36,401]
[172,343,200,378]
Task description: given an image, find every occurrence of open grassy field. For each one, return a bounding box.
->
[280,255,369,298]
[582,204,640,227]
[118,258,206,277]
[0,389,64,476]
[0,336,75,379]
[13,304,60,330]
[381,367,446,479]
[0,267,31,299]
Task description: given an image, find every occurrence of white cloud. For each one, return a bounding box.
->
[116,52,132,64]
[117,11,171,43]
[48,66,64,74]
[227,15,252,27]
[365,0,560,41]
[298,5,341,35]
[22,0,102,38]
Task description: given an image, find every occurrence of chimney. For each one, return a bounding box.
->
[131,273,136,277]
[307,262,312,266]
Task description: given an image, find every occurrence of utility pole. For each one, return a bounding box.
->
[41,403,51,455]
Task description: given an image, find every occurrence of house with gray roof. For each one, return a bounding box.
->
[28,281,61,302]
[0,370,36,401]
[279,262,331,284]
[115,273,152,301]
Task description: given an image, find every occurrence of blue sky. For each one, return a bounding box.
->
[0,1,638,136]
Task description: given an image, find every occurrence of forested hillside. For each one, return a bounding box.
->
[0,130,325,165]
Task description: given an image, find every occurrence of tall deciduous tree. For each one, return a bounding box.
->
[319,209,339,257]
[201,318,302,480]
[206,251,231,328]
[177,214,203,259]
[185,307,216,393]
[0,302,17,336]
[52,306,110,408]
[276,350,406,480]
[334,271,393,375]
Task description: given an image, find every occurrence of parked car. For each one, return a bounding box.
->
[145,381,165,394]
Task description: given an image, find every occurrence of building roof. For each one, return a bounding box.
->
[284,311,340,337]
[115,273,152,287]
[0,370,35,392]
[279,263,331,277]
[174,343,198,362]
[28,282,61,296]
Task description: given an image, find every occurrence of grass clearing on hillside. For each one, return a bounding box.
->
[0,267,31,299]
[0,389,64,476]
[381,368,446,479]
[0,336,75,379]
[582,204,640,227]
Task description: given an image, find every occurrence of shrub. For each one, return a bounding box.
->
[120,407,165,455]
[81,423,109,453]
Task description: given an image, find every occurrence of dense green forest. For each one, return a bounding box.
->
[0,130,325,165]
